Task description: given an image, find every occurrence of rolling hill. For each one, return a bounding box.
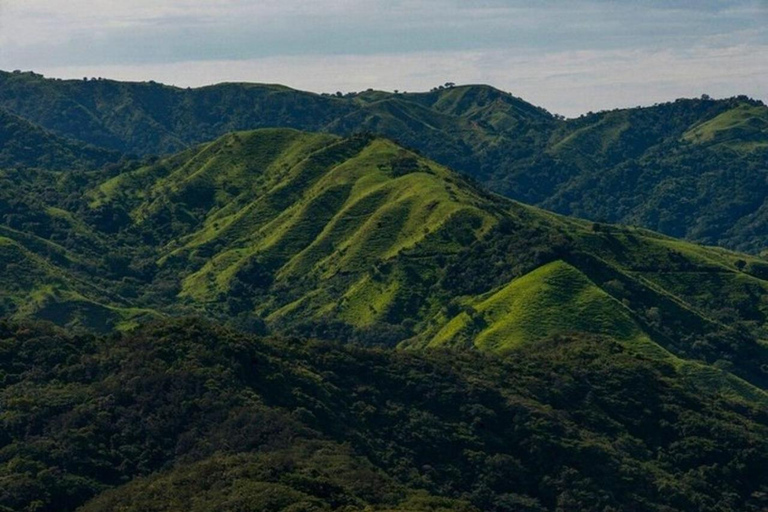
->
[0,71,765,253]
[0,127,765,398]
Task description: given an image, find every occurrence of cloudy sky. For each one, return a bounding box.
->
[0,0,765,116]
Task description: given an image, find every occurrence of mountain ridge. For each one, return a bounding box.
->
[1,70,765,252]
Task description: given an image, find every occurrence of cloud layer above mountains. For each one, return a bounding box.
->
[1,0,765,115]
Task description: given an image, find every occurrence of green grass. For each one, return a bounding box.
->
[122,133,499,319]
[683,103,768,151]
[429,260,648,352]
[550,110,631,157]
[70,129,768,388]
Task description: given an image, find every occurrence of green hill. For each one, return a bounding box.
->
[0,128,764,395]
[537,98,768,253]
[3,71,765,252]
[1,113,768,510]
[428,260,648,352]
[0,71,357,155]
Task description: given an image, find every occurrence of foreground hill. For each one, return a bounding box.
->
[1,71,766,252]
[2,319,768,512]
[0,128,766,400]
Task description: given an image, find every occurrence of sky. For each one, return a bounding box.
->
[0,0,765,116]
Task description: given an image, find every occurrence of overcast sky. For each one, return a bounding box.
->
[0,0,765,116]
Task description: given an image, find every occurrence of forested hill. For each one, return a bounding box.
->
[0,70,766,252]
[0,127,767,400]
[1,74,768,512]
[0,71,551,156]
[2,318,768,512]
[532,98,768,254]
[0,107,118,170]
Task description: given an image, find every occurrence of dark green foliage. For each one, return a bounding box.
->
[0,71,355,155]
[1,319,768,512]
[2,72,768,512]
[533,98,768,253]
[0,107,118,170]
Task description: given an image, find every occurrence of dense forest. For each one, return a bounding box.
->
[2,319,768,512]
[0,71,766,252]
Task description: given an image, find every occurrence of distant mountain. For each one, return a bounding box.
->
[0,70,359,154]
[532,98,768,254]
[0,71,551,157]
[0,71,765,253]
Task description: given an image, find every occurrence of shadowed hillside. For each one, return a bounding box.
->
[2,319,768,512]
[0,107,118,170]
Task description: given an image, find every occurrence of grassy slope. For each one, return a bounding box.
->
[0,236,153,331]
[683,102,768,152]
[93,129,498,328]
[76,129,768,396]
[429,260,646,352]
[1,123,767,394]
[426,255,768,405]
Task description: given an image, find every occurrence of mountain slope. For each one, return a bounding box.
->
[535,98,768,253]
[0,72,550,158]
[1,127,768,510]
[0,71,356,154]
[87,128,505,331]
[428,260,649,352]
[75,129,768,391]
[0,126,766,391]
[2,74,768,512]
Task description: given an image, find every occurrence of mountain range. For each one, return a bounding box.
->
[1,70,766,253]
[1,71,768,511]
